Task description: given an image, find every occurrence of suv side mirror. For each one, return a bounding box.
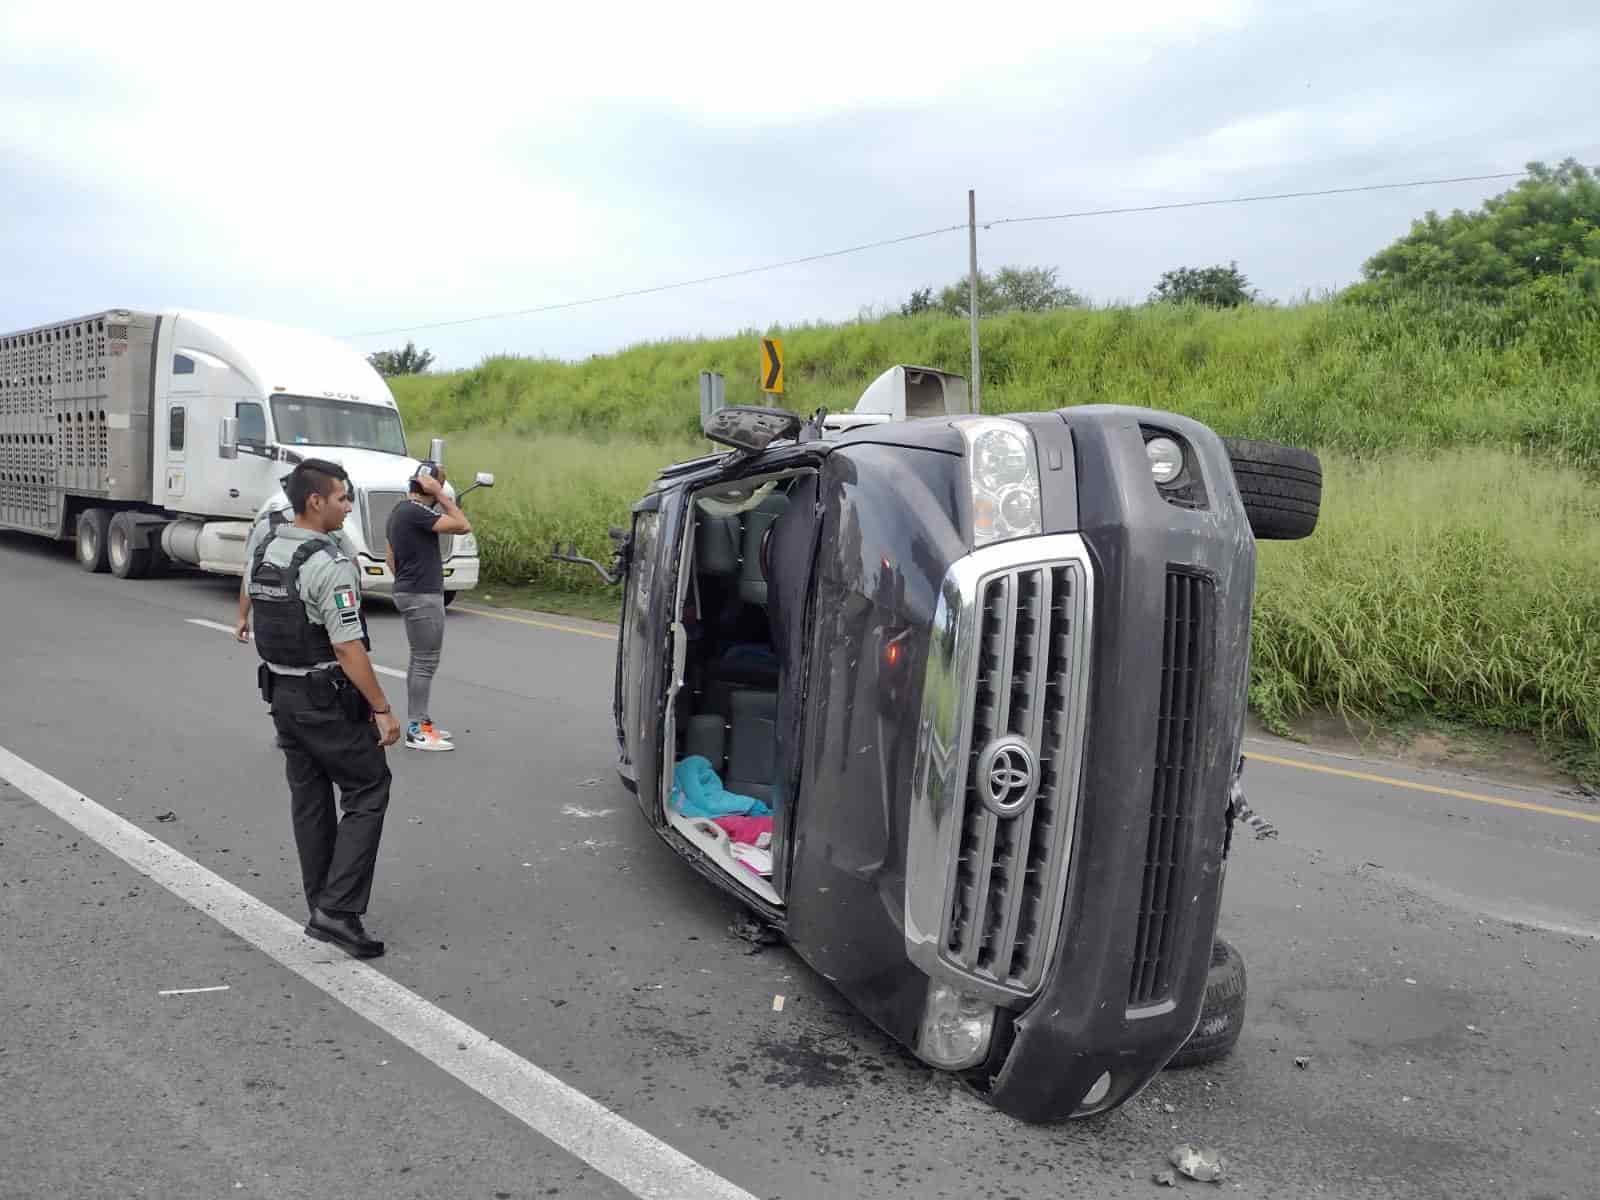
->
[219,416,239,460]
[702,405,802,454]
[456,471,496,501]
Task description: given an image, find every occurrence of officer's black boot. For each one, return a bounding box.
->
[306,908,385,958]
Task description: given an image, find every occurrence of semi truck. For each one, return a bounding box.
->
[0,308,487,599]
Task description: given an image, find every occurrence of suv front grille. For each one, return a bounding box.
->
[1129,570,1215,1006]
[941,560,1088,994]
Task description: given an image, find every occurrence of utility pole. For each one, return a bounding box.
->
[967,188,981,412]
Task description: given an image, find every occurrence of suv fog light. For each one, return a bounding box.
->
[1081,1070,1112,1109]
[918,982,995,1070]
[1146,436,1184,485]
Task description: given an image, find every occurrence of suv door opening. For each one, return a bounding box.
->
[659,467,819,907]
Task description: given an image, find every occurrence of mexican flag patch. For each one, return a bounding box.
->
[333,587,357,611]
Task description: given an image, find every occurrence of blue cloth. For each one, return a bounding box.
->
[671,755,771,819]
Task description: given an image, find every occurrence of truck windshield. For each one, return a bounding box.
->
[270,395,407,455]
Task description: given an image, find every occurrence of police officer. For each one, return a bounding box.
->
[236,485,357,642]
[246,458,401,959]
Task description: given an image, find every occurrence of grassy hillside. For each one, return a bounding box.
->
[395,286,1600,465]
[404,289,1600,779]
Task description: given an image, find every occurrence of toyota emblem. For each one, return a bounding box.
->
[975,735,1040,816]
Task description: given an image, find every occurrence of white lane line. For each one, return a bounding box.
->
[187,618,240,636]
[186,618,407,678]
[0,745,757,1200]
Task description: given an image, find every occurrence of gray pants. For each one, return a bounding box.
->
[393,591,446,724]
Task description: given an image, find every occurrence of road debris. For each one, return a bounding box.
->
[562,803,614,818]
[772,995,786,1012]
[729,912,782,951]
[1169,1145,1227,1184]
[1228,783,1277,840]
[1295,1056,1311,1069]
[1153,1169,1178,1187]
[158,985,230,997]
[154,811,176,822]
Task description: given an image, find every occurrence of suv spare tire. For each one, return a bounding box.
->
[1222,437,1321,540]
[1166,936,1246,1069]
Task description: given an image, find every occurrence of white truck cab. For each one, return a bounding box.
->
[149,310,485,598]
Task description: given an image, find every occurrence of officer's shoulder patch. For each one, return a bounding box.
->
[332,585,358,612]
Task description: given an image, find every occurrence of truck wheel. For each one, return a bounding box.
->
[107,512,153,580]
[1222,438,1321,540]
[1166,937,1246,1069]
[75,509,111,573]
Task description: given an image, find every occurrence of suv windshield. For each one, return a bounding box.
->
[270,395,407,455]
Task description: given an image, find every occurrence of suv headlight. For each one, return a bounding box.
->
[957,418,1042,547]
[453,531,478,557]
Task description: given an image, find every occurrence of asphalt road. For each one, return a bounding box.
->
[2,529,1597,1200]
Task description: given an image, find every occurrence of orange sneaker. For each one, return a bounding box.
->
[404,720,454,752]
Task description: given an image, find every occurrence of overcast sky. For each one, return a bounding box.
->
[3,0,1595,370]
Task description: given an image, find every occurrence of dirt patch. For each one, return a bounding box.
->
[1249,711,1593,798]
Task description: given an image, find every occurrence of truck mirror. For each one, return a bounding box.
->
[429,437,446,467]
[219,416,239,460]
[456,471,496,502]
[702,405,802,454]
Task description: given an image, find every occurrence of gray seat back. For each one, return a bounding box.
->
[724,688,778,803]
[696,513,741,576]
[738,492,790,606]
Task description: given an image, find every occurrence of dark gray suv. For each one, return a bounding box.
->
[567,368,1321,1122]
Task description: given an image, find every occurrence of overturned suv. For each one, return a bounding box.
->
[568,366,1320,1122]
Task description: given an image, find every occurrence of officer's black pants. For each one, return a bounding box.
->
[269,679,392,916]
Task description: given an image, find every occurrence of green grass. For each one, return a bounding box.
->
[1251,449,1600,771]
[407,287,1600,782]
[395,287,1600,466]
[430,426,1600,781]
[428,430,707,594]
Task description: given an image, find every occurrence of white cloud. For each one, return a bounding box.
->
[1,0,1592,366]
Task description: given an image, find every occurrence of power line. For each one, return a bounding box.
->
[345,167,1531,339]
[344,222,966,338]
[985,170,1530,228]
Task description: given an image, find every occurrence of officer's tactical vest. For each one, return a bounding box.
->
[249,531,370,668]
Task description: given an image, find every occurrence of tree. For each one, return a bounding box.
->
[1356,159,1600,299]
[1150,262,1257,307]
[900,287,935,317]
[928,265,1083,318]
[368,341,435,376]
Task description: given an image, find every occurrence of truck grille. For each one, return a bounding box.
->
[361,489,454,562]
[942,560,1088,994]
[1129,570,1215,1006]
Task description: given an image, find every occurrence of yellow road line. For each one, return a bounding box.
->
[454,605,616,641]
[1247,751,1600,826]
